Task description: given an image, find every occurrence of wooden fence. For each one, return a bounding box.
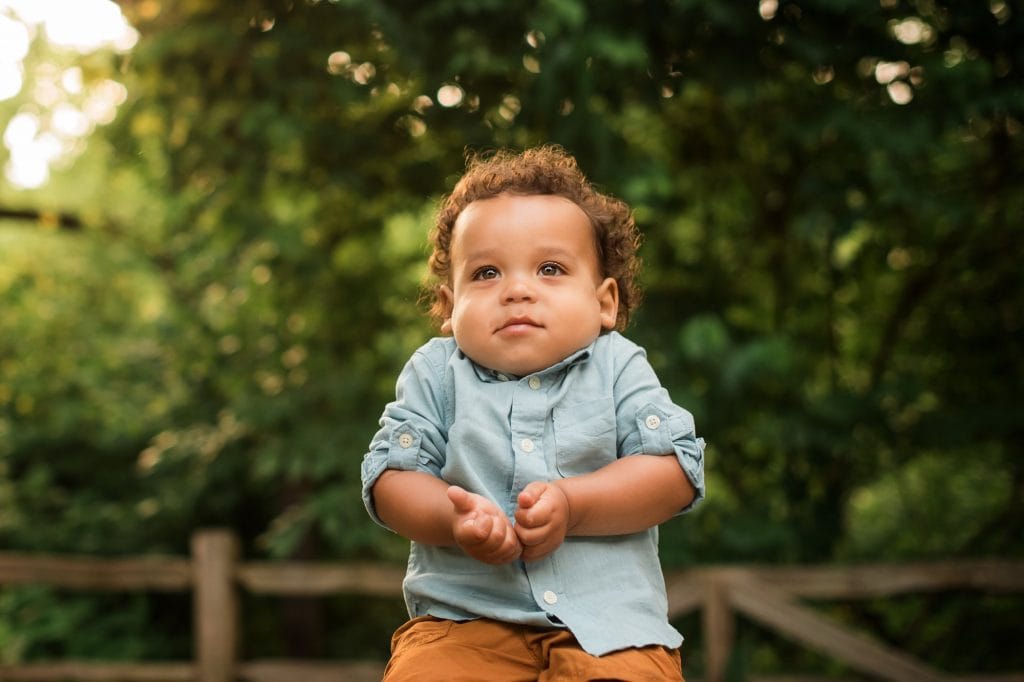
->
[0,529,1021,682]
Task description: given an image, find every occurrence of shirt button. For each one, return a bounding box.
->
[496,373,509,382]
[543,590,558,605]
[645,414,662,430]
[398,433,414,448]
[528,376,541,390]
[520,438,535,454]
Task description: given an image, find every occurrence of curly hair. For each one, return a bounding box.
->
[426,145,642,331]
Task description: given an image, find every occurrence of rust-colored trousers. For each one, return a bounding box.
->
[382,616,685,681]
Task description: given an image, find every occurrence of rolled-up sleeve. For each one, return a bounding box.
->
[361,343,450,528]
[614,339,706,512]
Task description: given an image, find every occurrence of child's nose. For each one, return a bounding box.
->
[502,274,534,302]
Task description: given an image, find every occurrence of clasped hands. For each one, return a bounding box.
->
[446,482,569,564]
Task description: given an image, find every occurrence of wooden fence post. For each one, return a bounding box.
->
[192,529,240,682]
[702,571,735,682]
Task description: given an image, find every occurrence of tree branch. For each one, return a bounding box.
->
[0,207,82,230]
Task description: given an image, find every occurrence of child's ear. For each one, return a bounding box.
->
[597,278,619,330]
[439,284,454,334]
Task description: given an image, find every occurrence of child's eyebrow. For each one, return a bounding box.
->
[535,247,578,261]
[460,247,501,263]
[458,245,584,265]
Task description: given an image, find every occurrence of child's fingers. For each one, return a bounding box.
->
[492,531,523,564]
[446,487,524,564]
[462,514,522,564]
[514,522,544,547]
[484,521,521,562]
[514,503,540,529]
[516,481,547,510]
[519,520,566,561]
[461,511,493,544]
[515,484,552,528]
[518,525,559,561]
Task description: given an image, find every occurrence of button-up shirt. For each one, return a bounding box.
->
[361,331,705,656]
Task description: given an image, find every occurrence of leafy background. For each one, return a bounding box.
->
[1,0,1021,677]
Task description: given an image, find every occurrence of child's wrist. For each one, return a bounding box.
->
[550,480,576,534]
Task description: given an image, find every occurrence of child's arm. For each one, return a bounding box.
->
[373,469,522,565]
[514,454,694,561]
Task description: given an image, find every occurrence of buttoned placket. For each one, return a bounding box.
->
[506,372,568,620]
[509,373,548,492]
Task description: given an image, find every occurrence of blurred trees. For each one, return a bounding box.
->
[1,0,1021,675]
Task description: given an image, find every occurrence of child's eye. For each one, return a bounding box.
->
[472,266,500,280]
[538,262,564,276]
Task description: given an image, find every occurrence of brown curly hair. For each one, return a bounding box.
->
[426,145,642,331]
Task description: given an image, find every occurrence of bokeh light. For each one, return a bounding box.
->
[0,0,136,188]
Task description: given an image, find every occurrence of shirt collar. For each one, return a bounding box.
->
[462,340,595,384]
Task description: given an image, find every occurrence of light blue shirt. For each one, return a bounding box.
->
[361,331,705,656]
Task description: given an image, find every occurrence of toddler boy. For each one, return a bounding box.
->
[362,146,705,680]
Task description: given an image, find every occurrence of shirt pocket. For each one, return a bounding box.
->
[553,397,618,477]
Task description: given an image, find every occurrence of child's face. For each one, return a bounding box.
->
[440,193,619,377]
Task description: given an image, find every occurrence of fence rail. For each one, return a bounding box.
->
[1,529,1022,682]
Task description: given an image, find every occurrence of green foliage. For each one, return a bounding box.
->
[0,587,189,663]
[0,223,192,553]
[1,0,1022,674]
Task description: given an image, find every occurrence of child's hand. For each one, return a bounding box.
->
[514,481,570,561]
[447,485,522,565]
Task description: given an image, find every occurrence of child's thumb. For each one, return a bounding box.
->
[447,485,473,512]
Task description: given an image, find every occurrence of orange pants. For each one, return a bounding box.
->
[382,616,685,681]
